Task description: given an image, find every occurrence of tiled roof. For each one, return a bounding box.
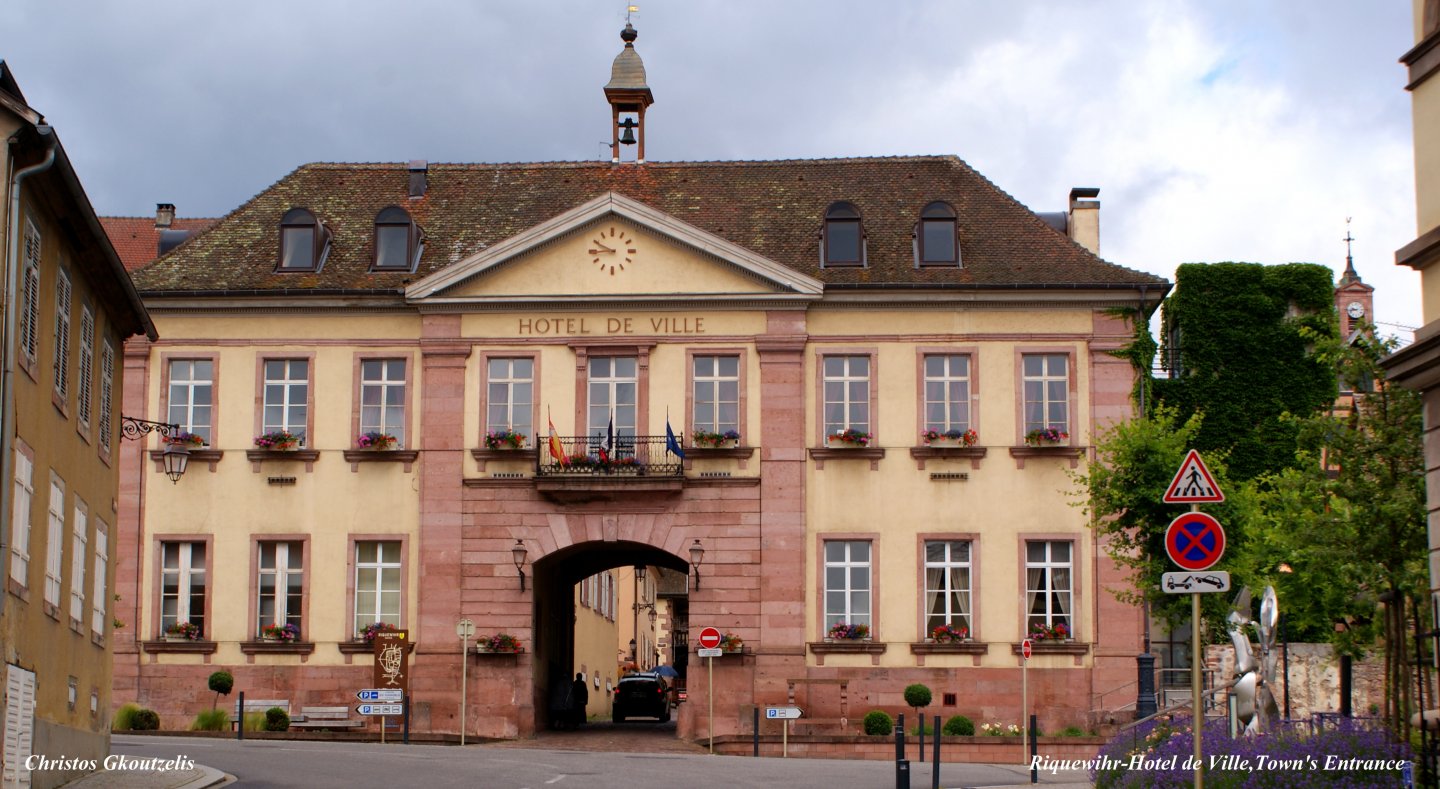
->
[128,156,1167,294]
[100,216,217,272]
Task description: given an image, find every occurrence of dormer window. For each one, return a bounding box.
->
[373,206,423,271]
[823,202,864,267]
[918,202,959,266]
[278,208,330,272]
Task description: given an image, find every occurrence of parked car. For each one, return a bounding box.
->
[613,673,670,722]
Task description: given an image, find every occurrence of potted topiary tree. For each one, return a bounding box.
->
[903,683,932,732]
[208,670,233,711]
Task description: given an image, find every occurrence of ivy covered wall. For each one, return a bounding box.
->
[1153,262,1339,481]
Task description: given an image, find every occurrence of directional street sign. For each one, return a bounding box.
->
[1163,449,1225,503]
[766,707,803,720]
[1162,571,1231,594]
[356,689,403,702]
[697,627,722,650]
[356,703,404,716]
[697,647,722,658]
[1164,512,1226,571]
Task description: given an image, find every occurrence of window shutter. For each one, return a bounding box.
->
[3,664,36,788]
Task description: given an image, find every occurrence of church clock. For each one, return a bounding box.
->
[589,226,638,275]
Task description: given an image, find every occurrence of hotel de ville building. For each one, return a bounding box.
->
[112,24,1169,742]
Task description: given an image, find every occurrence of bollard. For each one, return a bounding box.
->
[236,691,244,741]
[932,714,940,789]
[896,713,906,762]
[754,707,760,757]
[895,759,911,789]
[918,714,925,763]
[1029,713,1038,784]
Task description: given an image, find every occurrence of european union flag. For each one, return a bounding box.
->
[665,419,685,459]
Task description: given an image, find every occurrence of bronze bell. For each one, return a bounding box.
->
[618,118,638,146]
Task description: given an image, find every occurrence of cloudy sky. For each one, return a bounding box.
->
[4,1,1422,335]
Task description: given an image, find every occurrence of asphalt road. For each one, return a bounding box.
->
[108,734,1092,788]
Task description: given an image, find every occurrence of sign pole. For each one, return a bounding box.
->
[708,654,715,755]
[783,718,789,758]
[1190,503,1203,789]
[1022,646,1028,766]
[461,631,469,746]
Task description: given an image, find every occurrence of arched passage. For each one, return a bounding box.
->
[530,540,690,732]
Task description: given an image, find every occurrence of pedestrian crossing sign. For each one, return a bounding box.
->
[1162,449,1224,503]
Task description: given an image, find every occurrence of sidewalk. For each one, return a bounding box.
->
[61,764,229,789]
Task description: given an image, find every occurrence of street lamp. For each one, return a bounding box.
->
[688,540,705,589]
[120,416,189,483]
[511,540,528,591]
[1278,562,1293,719]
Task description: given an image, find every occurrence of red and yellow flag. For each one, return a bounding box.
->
[547,416,568,465]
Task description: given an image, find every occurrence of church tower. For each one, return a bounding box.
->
[1334,224,1375,337]
[604,22,654,164]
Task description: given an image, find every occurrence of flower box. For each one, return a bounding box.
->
[358,621,399,644]
[254,431,302,451]
[1023,427,1069,447]
[477,633,524,653]
[162,621,203,641]
[166,432,206,448]
[827,622,870,641]
[356,431,397,451]
[826,429,872,448]
[719,633,744,653]
[260,623,301,642]
[692,429,741,449]
[921,428,978,448]
[929,624,969,643]
[484,430,528,450]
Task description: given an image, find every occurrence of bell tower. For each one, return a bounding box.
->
[1334,221,1375,338]
[604,22,654,164]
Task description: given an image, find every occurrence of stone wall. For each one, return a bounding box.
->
[1203,643,1396,719]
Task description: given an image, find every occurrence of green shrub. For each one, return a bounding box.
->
[242,712,266,731]
[207,671,234,711]
[191,709,228,731]
[132,709,160,730]
[902,683,932,710]
[942,715,975,736]
[1059,725,1088,737]
[264,707,290,732]
[112,703,142,731]
[862,710,894,736]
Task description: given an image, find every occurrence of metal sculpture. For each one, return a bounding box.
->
[1228,585,1281,734]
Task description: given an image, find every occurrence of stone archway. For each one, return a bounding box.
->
[530,540,689,733]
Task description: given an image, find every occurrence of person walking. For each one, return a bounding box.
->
[571,672,590,728]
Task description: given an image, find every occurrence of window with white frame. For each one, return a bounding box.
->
[98,340,114,454]
[53,268,72,402]
[1021,354,1069,435]
[69,500,87,623]
[692,355,739,435]
[1025,541,1072,636]
[77,306,94,431]
[923,355,971,434]
[588,356,636,444]
[44,477,64,607]
[19,218,40,365]
[360,360,407,446]
[262,360,309,443]
[257,541,303,635]
[160,542,206,637]
[9,449,33,586]
[167,360,214,444]
[91,522,107,635]
[823,540,871,632]
[486,358,533,440]
[923,540,971,636]
[822,356,870,437]
[354,541,400,637]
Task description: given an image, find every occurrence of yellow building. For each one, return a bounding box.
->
[1382,3,1440,631]
[114,24,1166,741]
[0,61,157,788]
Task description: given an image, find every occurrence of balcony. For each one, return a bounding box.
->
[533,435,685,503]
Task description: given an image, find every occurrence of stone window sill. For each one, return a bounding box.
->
[808,640,886,666]
[239,640,316,657]
[807,447,885,470]
[1007,446,1083,469]
[150,448,224,473]
[682,446,756,471]
[910,640,990,666]
[470,447,534,472]
[245,449,321,473]
[142,639,219,655]
[341,449,418,472]
[909,446,987,470]
[337,640,417,655]
[1011,640,1090,666]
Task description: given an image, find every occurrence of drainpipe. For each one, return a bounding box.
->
[0,124,56,617]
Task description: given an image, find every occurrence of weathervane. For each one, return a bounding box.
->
[626,4,638,23]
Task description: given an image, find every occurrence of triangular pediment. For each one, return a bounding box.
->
[406,192,823,304]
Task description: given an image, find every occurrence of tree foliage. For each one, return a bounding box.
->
[1154,263,1338,480]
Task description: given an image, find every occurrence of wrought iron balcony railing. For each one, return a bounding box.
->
[535,435,684,478]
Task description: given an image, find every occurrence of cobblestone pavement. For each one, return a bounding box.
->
[483,720,707,754]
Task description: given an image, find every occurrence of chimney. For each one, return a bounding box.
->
[408,160,428,199]
[155,203,176,228]
[1067,188,1100,255]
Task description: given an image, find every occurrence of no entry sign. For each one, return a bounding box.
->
[1164,512,1226,571]
[697,627,722,650]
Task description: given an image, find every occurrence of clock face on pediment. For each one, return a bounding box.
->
[589,226,638,275]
